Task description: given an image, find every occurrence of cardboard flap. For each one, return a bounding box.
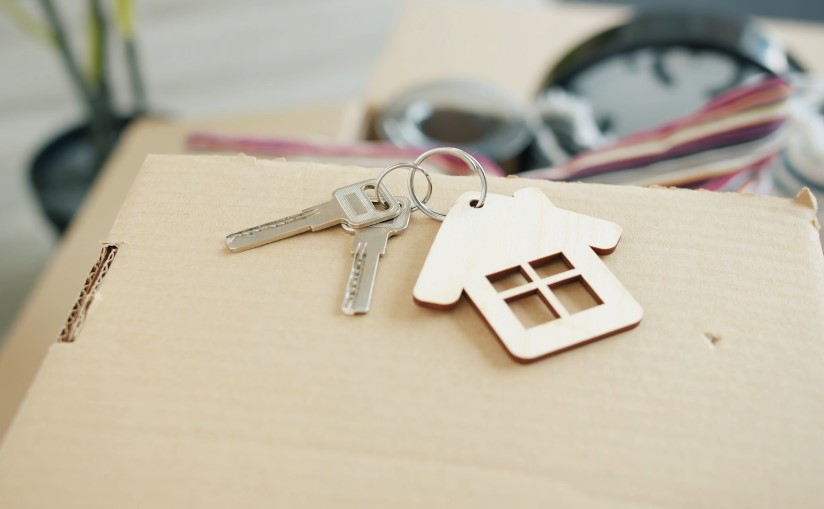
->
[1,155,822,508]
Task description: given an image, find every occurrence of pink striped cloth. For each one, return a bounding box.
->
[521,76,791,190]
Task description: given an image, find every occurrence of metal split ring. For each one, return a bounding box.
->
[375,162,433,212]
[407,147,488,222]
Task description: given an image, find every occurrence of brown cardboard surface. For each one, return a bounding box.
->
[0,103,361,439]
[0,154,822,507]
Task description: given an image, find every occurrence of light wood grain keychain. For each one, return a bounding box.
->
[409,148,643,363]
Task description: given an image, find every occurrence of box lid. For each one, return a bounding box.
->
[0,154,822,507]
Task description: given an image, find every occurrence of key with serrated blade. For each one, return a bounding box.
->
[226,180,402,253]
[341,197,411,315]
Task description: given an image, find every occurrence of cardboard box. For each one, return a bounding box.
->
[0,104,362,438]
[0,154,821,507]
[7,2,824,441]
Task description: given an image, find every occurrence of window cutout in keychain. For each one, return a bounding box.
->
[487,267,528,292]
[550,276,602,315]
[413,186,643,363]
[507,291,559,329]
[530,253,573,280]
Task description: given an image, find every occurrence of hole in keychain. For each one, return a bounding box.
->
[407,147,489,221]
[360,183,390,211]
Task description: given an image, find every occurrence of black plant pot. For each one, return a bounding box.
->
[29,116,135,233]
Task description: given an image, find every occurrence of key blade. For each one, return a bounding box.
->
[225,201,341,252]
[225,179,402,253]
[340,198,411,314]
[342,240,382,315]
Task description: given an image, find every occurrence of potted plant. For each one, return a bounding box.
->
[2,0,147,232]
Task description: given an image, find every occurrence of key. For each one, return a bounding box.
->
[341,197,412,315]
[226,179,402,252]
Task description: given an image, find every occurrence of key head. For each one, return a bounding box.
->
[342,197,411,236]
[334,180,402,228]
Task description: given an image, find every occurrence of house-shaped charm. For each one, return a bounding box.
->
[414,187,643,362]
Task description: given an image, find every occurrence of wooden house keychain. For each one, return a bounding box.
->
[408,148,643,362]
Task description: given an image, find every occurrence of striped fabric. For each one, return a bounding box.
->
[521,76,792,191]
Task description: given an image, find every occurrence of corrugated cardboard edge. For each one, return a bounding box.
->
[57,244,119,343]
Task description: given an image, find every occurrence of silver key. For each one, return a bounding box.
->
[341,197,411,315]
[226,180,402,252]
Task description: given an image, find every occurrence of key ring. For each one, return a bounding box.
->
[375,162,433,212]
[408,147,488,221]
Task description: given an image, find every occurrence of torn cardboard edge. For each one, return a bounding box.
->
[57,244,119,343]
[793,188,821,233]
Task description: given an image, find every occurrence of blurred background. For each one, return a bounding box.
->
[1,0,413,340]
[1,0,823,342]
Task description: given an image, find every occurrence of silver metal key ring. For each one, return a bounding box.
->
[408,147,488,221]
[374,162,433,212]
